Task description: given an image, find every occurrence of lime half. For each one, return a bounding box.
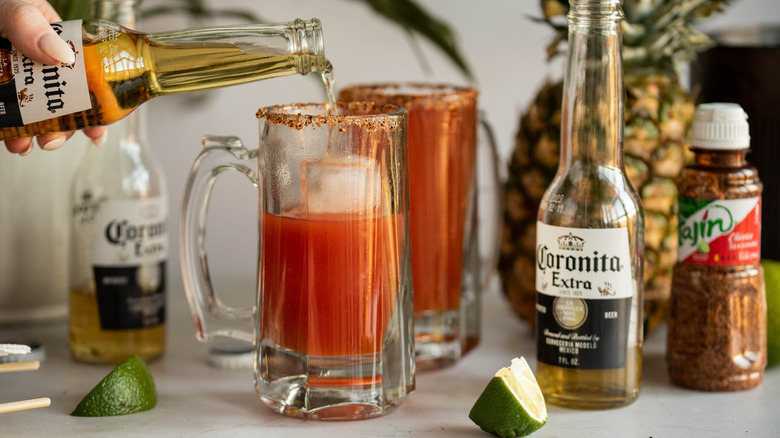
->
[469,357,547,437]
[71,355,157,417]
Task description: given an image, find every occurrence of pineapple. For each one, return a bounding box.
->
[500,0,729,333]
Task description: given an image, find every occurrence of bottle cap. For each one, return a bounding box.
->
[691,102,751,150]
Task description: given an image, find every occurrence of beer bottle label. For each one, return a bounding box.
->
[535,222,634,369]
[677,196,761,265]
[0,20,90,127]
[92,197,168,330]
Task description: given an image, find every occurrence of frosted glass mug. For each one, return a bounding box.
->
[179,102,414,420]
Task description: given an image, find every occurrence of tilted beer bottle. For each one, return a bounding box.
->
[69,0,168,364]
[0,15,329,140]
[534,0,644,408]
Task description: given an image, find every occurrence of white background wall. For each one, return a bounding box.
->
[139,0,779,295]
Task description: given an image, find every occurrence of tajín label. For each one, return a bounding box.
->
[536,223,633,369]
[677,197,761,265]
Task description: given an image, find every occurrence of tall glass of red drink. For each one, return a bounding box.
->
[340,84,493,370]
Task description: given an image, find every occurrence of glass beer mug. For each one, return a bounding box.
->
[180,102,414,420]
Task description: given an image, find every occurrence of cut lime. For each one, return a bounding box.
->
[71,355,157,417]
[469,357,548,437]
[762,259,780,367]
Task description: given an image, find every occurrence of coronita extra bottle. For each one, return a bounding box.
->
[69,0,167,364]
[534,0,644,409]
[0,13,329,140]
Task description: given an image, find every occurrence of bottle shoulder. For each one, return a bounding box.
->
[678,165,762,200]
[71,124,167,201]
[538,166,643,229]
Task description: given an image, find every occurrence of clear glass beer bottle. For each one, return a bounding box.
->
[69,0,166,364]
[535,0,644,409]
[0,11,328,140]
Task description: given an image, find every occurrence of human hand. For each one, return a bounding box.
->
[0,0,106,156]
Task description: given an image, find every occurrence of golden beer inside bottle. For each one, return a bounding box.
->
[0,20,330,140]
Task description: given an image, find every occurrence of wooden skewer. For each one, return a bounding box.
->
[0,361,40,373]
[0,397,51,414]
[0,354,49,414]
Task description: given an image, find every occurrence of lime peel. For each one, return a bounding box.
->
[762,259,780,367]
[71,355,157,417]
[469,357,547,437]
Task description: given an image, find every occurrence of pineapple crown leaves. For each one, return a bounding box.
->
[49,0,90,20]
[534,0,730,73]
[355,0,475,82]
[51,0,263,22]
[52,0,474,82]
[140,0,263,23]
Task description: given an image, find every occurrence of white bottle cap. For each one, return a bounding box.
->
[691,103,751,150]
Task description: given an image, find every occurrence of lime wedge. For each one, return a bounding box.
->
[469,357,548,437]
[71,355,157,417]
[762,259,780,367]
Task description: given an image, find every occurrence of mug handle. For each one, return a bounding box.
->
[477,112,504,289]
[179,135,258,343]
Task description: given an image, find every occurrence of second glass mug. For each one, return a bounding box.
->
[339,83,501,370]
[179,102,414,420]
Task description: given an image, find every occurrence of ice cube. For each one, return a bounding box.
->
[301,155,382,214]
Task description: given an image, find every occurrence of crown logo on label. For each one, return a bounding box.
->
[557,233,585,251]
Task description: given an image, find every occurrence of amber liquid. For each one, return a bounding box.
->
[537,346,642,409]
[69,283,164,364]
[0,24,331,140]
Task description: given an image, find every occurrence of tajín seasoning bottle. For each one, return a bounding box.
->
[667,103,766,391]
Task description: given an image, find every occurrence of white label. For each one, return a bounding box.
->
[9,20,91,124]
[93,198,168,267]
[536,223,632,300]
[71,189,108,288]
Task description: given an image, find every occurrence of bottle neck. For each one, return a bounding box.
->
[560,0,624,170]
[138,18,329,96]
[90,0,148,152]
[691,148,749,168]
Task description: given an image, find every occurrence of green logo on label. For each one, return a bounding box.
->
[679,202,734,248]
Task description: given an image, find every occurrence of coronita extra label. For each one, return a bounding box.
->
[677,196,761,265]
[535,222,633,369]
[0,20,90,127]
[92,198,168,330]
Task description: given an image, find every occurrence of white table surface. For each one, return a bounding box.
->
[2,276,778,438]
